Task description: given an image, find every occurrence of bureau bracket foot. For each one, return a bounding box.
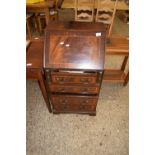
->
[89,113,96,116]
[53,111,60,114]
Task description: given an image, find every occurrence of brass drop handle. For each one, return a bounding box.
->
[80,78,86,82]
[56,77,63,82]
[80,78,92,83]
[56,77,72,83]
[80,88,88,93]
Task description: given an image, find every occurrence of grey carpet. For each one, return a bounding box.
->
[27,81,128,155]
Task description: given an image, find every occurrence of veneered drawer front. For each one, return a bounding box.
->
[51,73,97,85]
[51,95,97,112]
[49,84,99,94]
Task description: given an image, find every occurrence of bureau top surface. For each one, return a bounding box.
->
[44,22,106,70]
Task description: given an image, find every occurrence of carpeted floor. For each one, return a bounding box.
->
[27,81,128,155]
[27,11,129,155]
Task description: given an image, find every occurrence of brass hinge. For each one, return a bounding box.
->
[45,69,51,83]
[97,71,103,83]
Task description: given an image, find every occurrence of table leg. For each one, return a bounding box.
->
[45,8,50,25]
[123,71,129,86]
[121,56,129,71]
[38,72,52,113]
[121,56,129,86]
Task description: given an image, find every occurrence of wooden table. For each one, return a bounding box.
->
[61,0,129,10]
[26,0,55,25]
[104,35,129,86]
[26,39,52,113]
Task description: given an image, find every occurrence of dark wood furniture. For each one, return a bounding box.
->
[26,22,129,114]
[104,35,129,86]
[44,21,106,115]
[26,39,52,113]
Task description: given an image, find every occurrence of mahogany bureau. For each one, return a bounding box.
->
[44,22,106,115]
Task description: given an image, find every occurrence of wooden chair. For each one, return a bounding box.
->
[26,13,41,39]
[37,9,57,33]
[37,0,64,33]
[95,0,118,37]
[75,0,95,22]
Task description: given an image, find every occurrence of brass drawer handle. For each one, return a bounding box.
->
[56,77,63,82]
[55,77,73,82]
[80,78,92,83]
[80,88,88,93]
[58,87,73,92]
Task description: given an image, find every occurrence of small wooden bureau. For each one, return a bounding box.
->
[44,22,106,115]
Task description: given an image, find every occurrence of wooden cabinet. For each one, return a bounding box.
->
[44,21,106,115]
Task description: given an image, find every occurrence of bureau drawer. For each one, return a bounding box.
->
[51,95,97,112]
[51,73,97,85]
[49,84,99,94]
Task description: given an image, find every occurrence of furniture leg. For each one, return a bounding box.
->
[37,16,43,34]
[123,71,129,86]
[33,14,40,33]
[26,18,32,39]
[45,8,50,25]
[121,56,128,71]
[38,72,52,113]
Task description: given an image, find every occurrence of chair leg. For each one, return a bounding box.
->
[38,73,52,113]
[33,13,42,35]
[26,18,32,39]
[36,15,43,35]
